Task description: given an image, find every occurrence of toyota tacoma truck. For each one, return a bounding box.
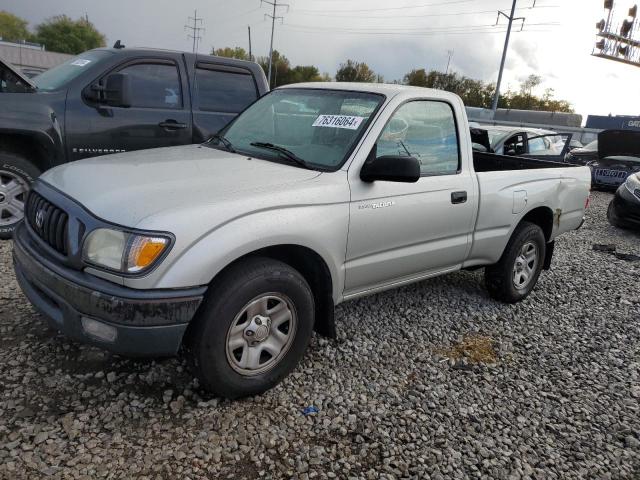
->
[13,83,591,398]
[0,46,268,238]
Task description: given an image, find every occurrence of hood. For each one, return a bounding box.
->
[596,155,640,169]
[0,56,36,91]
[598,130,640,159]
[41,144,322,226]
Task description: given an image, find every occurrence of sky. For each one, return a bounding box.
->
[4,0,639,121]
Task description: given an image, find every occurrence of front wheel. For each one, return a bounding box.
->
[0,152,40,240]
[484,221,546,303]
[185,257,315,399]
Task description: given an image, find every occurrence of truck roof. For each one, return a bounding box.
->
[87,47,262,70]
[278,82,461,101]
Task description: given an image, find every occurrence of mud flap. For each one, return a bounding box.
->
[543,241,555,270]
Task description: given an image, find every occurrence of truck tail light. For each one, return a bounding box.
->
[585,195,591,210]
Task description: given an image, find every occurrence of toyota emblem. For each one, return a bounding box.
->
[35,209,45,229]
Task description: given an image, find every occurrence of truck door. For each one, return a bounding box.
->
[345,100,476,293]
[65,56,192,161]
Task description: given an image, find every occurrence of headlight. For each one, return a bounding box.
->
[624,174,640,195]
[83,228,171,274]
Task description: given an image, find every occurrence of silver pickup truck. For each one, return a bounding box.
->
[13,83,591,398]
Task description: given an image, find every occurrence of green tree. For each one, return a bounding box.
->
[404,68,428,87]
[335,60,376,83]
[0,10,30,42]
[213,46,250,61]
[257,50,292,88]
[32,15,106,54]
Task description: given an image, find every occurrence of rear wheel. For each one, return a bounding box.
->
[0,152,40,240]
[186,256,315,399]
[485,221,546,303]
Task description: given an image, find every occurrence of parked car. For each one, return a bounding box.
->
[564,139,598,165]
[0,46,268,239]
[480,125,572,160]
[607,173,640,231]
[13,83,591,398]
[588,130,640,190]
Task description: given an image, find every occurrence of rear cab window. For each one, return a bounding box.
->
[195,63,258,113]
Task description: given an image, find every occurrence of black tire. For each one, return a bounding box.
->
[607,200,623,228]
[185,256,315,399]
[484,221,546,303]
[0,151,40,240]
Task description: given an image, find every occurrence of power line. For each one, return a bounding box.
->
[262,0,289,86]
[292,0,479,14]
[280,21,559,34]
[289,5,559,19]
[491,0,534,111]
[185,9,205,53]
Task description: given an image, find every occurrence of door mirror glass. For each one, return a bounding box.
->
[104,72,132,107]
[360,153,420,183]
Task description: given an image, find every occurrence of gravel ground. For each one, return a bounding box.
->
[0,190,639,480]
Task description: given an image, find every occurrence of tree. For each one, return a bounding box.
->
[401,67,573,112]
[0,11,30,42]
[335,60,376,83]
[213,46,249,61]
[404,68,428,87]
[32,15,106,54]
[257,50,291,88]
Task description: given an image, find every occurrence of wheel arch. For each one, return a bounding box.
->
[0,132,55,173]
[519,206,554,242]
[201,244,337,339]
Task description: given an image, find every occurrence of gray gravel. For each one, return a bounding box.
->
[1,190,639,479]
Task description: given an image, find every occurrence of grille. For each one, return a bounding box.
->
[25,191,69,255]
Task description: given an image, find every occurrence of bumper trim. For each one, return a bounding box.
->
[13,223,206,356]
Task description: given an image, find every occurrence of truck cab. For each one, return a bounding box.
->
[0,47,268,238]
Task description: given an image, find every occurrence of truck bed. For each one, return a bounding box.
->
[473,152,577,172]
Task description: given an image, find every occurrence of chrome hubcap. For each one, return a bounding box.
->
[513,242,538,290]
[0,170,28,226]
[225,293,297,376]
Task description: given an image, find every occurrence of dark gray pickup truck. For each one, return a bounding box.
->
[0,46,268,238]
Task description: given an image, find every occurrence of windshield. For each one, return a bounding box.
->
[582,140,598,151]
[213,88,384,170]
[485,129,509,147]
[33,50,112,91]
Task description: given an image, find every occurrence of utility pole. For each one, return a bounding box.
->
[491,0,528,112]
[185,10,204,53]
[248,26,253,61]
[445,49,454,74]
[262,0,289,86]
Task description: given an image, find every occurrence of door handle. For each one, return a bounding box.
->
[451,191,467,204]
[159,120,187,129]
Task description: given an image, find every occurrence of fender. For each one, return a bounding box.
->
[148,202,350,304]
[0,91,67,168]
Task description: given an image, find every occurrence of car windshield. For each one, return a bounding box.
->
[485,129,509,147]
[213,88,384,170]
[32,50,112,91]
[582,140,598,151]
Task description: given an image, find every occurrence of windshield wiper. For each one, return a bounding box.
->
[250,142,312,169]
[207,133,236,153]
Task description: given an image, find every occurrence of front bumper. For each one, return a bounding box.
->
[13,223,207,356]
[609,186,640,230]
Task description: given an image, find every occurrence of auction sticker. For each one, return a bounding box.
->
[71,59,92,67]
[312,115,364,130]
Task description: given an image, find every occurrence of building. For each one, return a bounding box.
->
[0,39,72,77]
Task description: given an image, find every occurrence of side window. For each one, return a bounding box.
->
[195,66,258,113]
[376,100,459,175]
[504,134,525,155]
[528,136,547,153]
[117,62,182,109]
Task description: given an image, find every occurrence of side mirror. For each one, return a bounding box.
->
[360,154,421,183]
[104,72,132,107]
